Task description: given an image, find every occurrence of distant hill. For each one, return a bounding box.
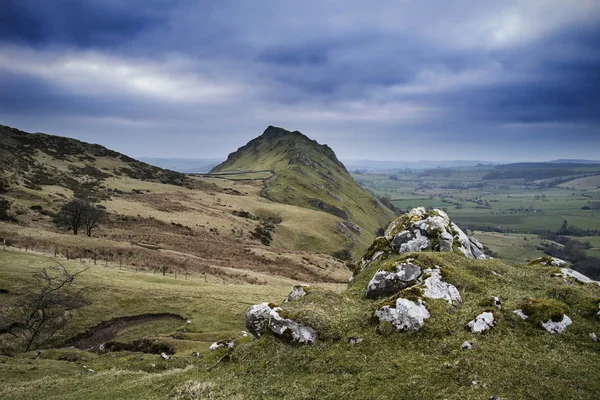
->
[343,159,500,171]
[0,124,195,201]
[137,157,223,173]
[549,159,600,164]
[212,126,396,250]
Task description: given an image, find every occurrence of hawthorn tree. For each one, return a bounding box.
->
[54,199,107,236]
[0,264,88,355]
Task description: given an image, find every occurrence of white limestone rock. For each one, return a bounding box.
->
[423,268,462,306]
[285,284,310,302]
[461,341,473,350]
[560,268,600,285]
[375,298,430,332]
[541,315,572,334]
[392,230,431,253]
[467,312,495,333]
[268,309,317,344]
[491,296,502,309]
[245,302,273,338]
[365,263,422,299]
[210,339,234,351]
[513,309,528,320]
[590,333,599,342]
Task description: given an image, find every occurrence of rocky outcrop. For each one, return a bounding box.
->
[245,303,317,344]
[359,207,488,272]
[365,263,422,299]
[467,311,496,333]
[375,298,430,332]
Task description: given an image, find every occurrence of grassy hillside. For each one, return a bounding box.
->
[0,124,194,202]
[2,242,599,399]
[212,126,396,254]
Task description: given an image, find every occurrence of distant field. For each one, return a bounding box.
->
[352,164,600,264]
[558,174,600,190]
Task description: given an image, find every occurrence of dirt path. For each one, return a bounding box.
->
[67,313,185,349]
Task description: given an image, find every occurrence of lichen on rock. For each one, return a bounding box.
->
[375,298,430,332]
[245,302,317,344]
[285,284,311,302]
[268,308,317,344]
[358,207,488,271]
[365,263,423,299]
[422,268,462,306]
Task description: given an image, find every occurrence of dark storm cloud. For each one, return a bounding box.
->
[1,1,599,160]
[0,0,171,47]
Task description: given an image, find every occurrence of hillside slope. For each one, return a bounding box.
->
[0,124,353,283]
[212,126,396,253]
[0,124,195,202]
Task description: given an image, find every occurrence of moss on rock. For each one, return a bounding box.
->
[519,298,569,324]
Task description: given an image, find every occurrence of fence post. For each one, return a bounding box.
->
[66,249,69,260]
[3,238,5,251]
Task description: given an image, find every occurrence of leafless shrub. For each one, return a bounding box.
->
[0,263,88,355]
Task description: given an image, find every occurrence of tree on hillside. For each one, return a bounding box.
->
[0,197,15,222]
[0,264,88,355]
[83,206,107,237]
[54,199,107,236]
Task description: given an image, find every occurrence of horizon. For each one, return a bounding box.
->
[1,1,599,161]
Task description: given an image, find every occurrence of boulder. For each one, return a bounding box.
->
[375,298,430,331]
[245,302,318,344]
[285,284,310,302]
[467,312,495,333]
[541,315,572,334]
[268,309,317,344]
[365,263,422,299]
[461,341,473,350]
[245,302,272,338]
[423,268,462,306]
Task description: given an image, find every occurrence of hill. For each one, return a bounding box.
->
[212,126,397,253]
[1,210,599,399]
[0,124,355,284]
[0,124,195,202]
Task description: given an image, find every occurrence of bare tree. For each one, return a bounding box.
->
[0,263,88,356]
[83,206,107,237]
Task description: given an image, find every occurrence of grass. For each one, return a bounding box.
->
[212,126,397,255]
[2,241,600,398]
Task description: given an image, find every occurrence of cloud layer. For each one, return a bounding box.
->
[1,0,599,161]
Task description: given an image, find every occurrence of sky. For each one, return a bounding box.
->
[1,0,599,162]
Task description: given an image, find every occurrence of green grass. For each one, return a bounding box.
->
[212,126,396,255]
[2,250,599,399]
